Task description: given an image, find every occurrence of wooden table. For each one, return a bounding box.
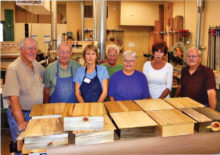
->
[47,132,220,154]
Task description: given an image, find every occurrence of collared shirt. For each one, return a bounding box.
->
[102,63,123,77]
[3,57,45,110]
[180,64,216,106]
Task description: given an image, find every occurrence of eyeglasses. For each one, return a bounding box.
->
[124,59,136,63]
[24,47,37,51]
[59,50,71,55]
[186,55,199,58]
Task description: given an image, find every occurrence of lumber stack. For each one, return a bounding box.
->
[104,100,142,113]
[30,103,66,119]
[73,114,116,145]
[164,97,205,109]
[147,109,195,137]
[110,111,158,140]
[23,118,68,150]
[135,99,174,111]
[63,103,105,131]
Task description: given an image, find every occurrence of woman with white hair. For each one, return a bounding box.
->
[108,50,151,101]
[102,44,123,77]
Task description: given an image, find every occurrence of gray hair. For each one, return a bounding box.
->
[20,37,37,49]
[123,50,137,61]
[57,42,72,52]
[106,44,120,55]
[187,47,201,56]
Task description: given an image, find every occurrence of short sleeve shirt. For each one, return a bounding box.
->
[43,60,81,95]
[74,65,109,86]
[180,64,216,106]
[108,70,150,101]
[3,57,45,110]
[102,63,123,77]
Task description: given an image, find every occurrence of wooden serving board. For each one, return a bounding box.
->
[110,111,157,139]
[63,103,105,131]
[147,109,195,137]
[180,108,212,132]
[23,118,68,150]
[194,107,220,121]
[104,100,142,113]
[30,103,66,119]
[135,99,174,111]
[73,114,116,145]
[164,97,205,109]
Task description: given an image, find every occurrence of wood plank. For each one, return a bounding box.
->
[135,99,174,111]
[147,109,195,126]
[22,145,46,154]
[164,97,205,109]
[194,107,220,121]
[104,100,142,113]
[110,111,157,129]
[30,103,66,119]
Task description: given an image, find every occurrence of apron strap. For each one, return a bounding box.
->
[84,66,98,78]
[56,61,60,77]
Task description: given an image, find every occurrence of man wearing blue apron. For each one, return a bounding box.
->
[44,43,81,103]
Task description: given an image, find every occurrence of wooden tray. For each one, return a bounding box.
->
[23,118,68,150]
[194,107,220,121]
[135,99,174,111]
[147,109,195,137]
[30,103,66,119]
[164,97,205,109]
[104,100,142,113]
[110,111,157,140]
[63,103,105,131]
[73,114,116,145]
[180,108,212,132]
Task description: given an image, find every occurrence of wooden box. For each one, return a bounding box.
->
[194,107,220,121]
[23,118,68,150]
[104,100,142,113]
[30,103,66,119]
[164,97,205,109]
[135,99,174,111]
[147,109,195,137]
[63,103,105,131]
[73,114,116,145]
[110,111,157,140]
[180,108,212,132]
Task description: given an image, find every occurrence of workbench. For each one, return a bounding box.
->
[47,132,220,154]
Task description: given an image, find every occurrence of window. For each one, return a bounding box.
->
[84,5,93,18]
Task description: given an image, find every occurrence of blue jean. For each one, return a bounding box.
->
[7,108,31,155]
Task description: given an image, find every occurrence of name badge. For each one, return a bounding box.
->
[84,78,91,83]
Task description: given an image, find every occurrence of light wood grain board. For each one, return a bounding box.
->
[22,145,46,154]
[147,109,195,137]
[23,118,64,137]
[110,111,157,129]
[194,107,220,121]
[30,103,66,119]
[181,108,212,123]
[62,103,105,117]
[164,97,205,109]
[147,109,195,126]
[104,100,142,113]
[135,99,174,111]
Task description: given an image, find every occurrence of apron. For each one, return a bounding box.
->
[49,61,77,103]
[80,66,102,102]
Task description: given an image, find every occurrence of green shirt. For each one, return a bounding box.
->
[102,63,123,77]
[44,60,81,95]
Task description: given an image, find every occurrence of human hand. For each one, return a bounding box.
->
[18,121,28,132]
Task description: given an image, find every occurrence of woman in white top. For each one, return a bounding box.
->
[143,41,173,99]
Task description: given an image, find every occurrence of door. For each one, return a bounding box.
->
[5,9,14,41]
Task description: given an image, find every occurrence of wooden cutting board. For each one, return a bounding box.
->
[30,103,66,119]
[23,118,68,150]
[147,109,195,137]
[110,111,157,139]
[104,100,142,113]
[63,103,105,131]
[74,114,116,145]
[135,99,174,111]
[180,108,212,132]
[194,107,220,121]
[164,97,205,109]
